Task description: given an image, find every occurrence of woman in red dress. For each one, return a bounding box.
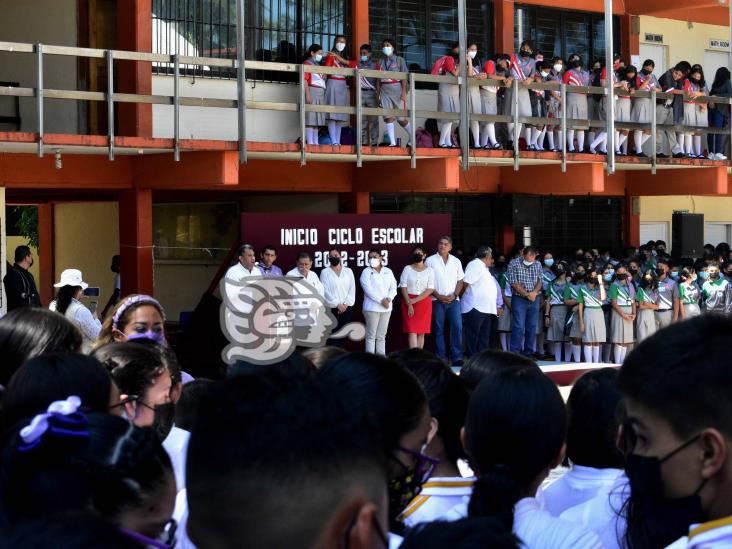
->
[399,246,435,348]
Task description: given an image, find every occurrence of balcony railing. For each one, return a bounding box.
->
[0,39,729,175]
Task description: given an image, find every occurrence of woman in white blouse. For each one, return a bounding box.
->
[49,269,102,353]
[359,249,397,356]
[399,245,435,349]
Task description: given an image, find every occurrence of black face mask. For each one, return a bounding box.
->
[412,253,424,264]
[624,436,706,549]
[388,463,423,533]
[329,256,341,267]
[519,49,531,58]
[451,52,460,60]
[570,60,581,69]
[152,402,176,441]
[642,68,652,76]
[616,273,628,281]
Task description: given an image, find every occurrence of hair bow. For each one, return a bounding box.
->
[18,396,89,452]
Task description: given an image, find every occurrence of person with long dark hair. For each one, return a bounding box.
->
[49,269,101,353]
[709,66,732,160]
[303,43,326,145]
[680,64,709,158]
[323,35,355,146]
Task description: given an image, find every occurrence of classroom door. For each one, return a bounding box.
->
[639,43,667,75]
[704,50,729,83]
[705,222,731,246]
[640,221,669,249]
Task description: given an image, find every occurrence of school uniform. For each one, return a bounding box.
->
[402,477,476,528]
[435,55,460,135]
[564,283,583,339]
[530,73,551,119]
[540,465,624,517]
[578,284,605,343]
[497,272,513,332]
[666,516,732,549]
[163,425,191,492]
[656,69,684,156]
[546,280,569,342]
[702,277,732,314]
[480,60,501,148]
[303,58,327,127]
[632,72,660,124]
[359,58,380,145]
[683,79,708,128]
[599,67,630,123]
[563,68,591,129]
[324,53,354,124]
[636,287,659,342]
[379,55,409,122]
[360,265,398,355]
[655,277,677,329]
[679,281,701,318]
[504,53,535,139]
[609,281,635,344]
[468,61,483,117]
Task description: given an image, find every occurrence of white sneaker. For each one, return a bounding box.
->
[708,153,717,160]
[716,153,727,160]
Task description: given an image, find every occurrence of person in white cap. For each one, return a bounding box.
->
[49,269,101,353]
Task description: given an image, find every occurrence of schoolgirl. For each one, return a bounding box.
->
[563,269,584,363]
[466,41,487,149]
[378,39,413,147]
[600,264,615,362]
[608,265,636,364]
[433,44,461,148]
[545,262,571,362]
[324,35,356,146]
[635,269,659,343]
[631,59,660,157]
[677,267,702,319]
[497,270,513,351]
[480,55,511,149]
[591,55,621,155]
[654,258,678,329]
[527,61,553,151]
[505,40,536,149]
[548,57,564,152]
[303,44,326,145]
[578,270,607,363]
[681,64,709,158]
[615,65,637,156]
[563,53,592,153]
[358,44,380,147]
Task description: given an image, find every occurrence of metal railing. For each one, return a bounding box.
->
[0,39,729,174]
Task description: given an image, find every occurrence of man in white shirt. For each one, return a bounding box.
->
[360,249,397,355]
[425,236,465,365]
[320,248,356,345]
[225,244,259,281]
[286,252,325,296]
[461,246,503,358]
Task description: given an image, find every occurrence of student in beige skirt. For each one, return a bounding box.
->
[497,271,512,351]
[636,270,660,343]
[545,263,570,362]
[608,265,636,364]
[563,270,585,363]
[578,271,606,363]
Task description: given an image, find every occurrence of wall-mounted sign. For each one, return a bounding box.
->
[644,33,663,43]
[709,39,730,51]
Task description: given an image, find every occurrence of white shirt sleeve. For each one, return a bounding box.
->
[399,266,409,289]
[309,272,325,297]
[345,269,356,306]
[75,306,102,342]
[456,258,465,282]
[361,268,383,303]
[387,269,398,301]
[463,260,482,286]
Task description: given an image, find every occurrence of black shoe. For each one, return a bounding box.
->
[635,151,647,158]
[657,153,668,158]
[673,152,685,159]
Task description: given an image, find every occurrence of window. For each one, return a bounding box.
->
[369,0,493,74]
[152,0,350,81]
[514,4,619,66]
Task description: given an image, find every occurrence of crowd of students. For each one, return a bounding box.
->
[2,281,732,548]
[301,37,732,159]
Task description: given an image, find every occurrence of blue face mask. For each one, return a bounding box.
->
[544,258,554,267]
[603,273,613,282]
[126,331,166,346]
[670,271,679,280]
[314,53,323,63]
[699,271,710,280]
[361,55,369,62]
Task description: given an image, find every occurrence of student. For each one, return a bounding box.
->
[186,367,390,548]
[506,41,537,149]
[496,268,513,351]
[548,57,565,152]
[454,366,603,547]
[459,349,538,391]
[286,251,325,296]
[677,267,702,319]
[701,260,732,314]
[600,264,615,362]
[615,65,637,156]
[433,44,461,148]
[399,245,435,349]
[655,257,678,328]
[94,294,167,349]
[608,265,636,363]
[466,41,488,148]
[617,315,732,548]
[527,61,553,151]
[578,270,607,363]
[680,64,709,158]
[592,54,623,155]
[319,352,434,534]
[709,67,731,160]
[390,350,474,527]
[303,44,326,146]
[401,518,519,548]
[636,269,659,343]
[541,368,624,516]
[358,44,380,147]
[480,54,512,149]
[564,269,584,363]
[563,53,592,153]
[631,59,661,157]
[323,35,355,146]
[378,38,412,147]
[360,249,398,355]
[545,263,571,362]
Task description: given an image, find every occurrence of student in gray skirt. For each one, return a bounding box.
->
[323,35,356,146]
[544,263,570,362]
[562,53,592,153]
[578,270,606,363]
[563,269,584,363]
[635,270,660,343]
[467,41,488,149]
[433,43,461,148]
[377,38,413,147]
[505,40,536,149]
[358,44,380,147]
[608,265,636,364]
[631,59,661,157]
[303,44,326,145]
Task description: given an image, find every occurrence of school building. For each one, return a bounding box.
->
[1,0,732,320]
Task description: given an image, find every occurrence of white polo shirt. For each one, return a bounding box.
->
[319,266,356,308]
[286,268,325,297]
[461,258,498,315]
[225,262,259,281]
[425,253,465,299]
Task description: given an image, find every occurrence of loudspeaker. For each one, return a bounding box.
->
[499,195,543,227]
[672,213,704,258]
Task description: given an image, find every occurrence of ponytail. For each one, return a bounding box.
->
[55,285,80,315]
[467,466,521,530]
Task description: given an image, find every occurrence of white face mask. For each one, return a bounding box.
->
[541,71,550,77]
[468,50,477,59]
[383,46,393,57]
[554,64,563,73]
[369,257,381,269]
[335,42,346,52]
[314,53,323,63]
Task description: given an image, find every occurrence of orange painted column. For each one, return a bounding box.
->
[352,0,369,55]
[620,15,640,61]
[116,0,153,137]
[497,225,516,258]
[495,0,515,55]
[37,203,54,306]
[339,191,371,213]
[119,188,154,297]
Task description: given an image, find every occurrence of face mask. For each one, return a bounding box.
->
[360,55,369,62]
[617,273,628,281]
[670,271,679,280]
[383,46,393,57]
[520,49,531,58]
[523,260,534,267]
[570,60,581,69]
[314,53,323,63]
[554,63,563,73]
[642,68,652,75]
[152,402,176,441]
[624,437,706,549]
[125,330,166,346]
[711,272,720,280]
[699,271,710,280]
[412,253,424,264]
[541,71,550,78]
[335,42,346,52]
[450,52,460,60]
[603,273,613,282]
[544,258,554,267]
[329,256,341,267]
[468,50,477,59]
[652,249,658,257]
[388,464,422,529]
[369,257,381,269]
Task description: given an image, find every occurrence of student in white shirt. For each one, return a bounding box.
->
[320,247,356,342]
[360,249,397,355]
[540,368,624,516]
[393,350,475,527]
[286,251,325,296]
[452,364,603,548]
[425,236,465,365]
[616,315,732,549]
[225,244,259,281]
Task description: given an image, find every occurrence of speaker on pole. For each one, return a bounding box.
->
[672,212,704,259]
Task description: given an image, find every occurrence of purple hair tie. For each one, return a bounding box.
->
[112,295,166,330]
[18,396,89,452]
